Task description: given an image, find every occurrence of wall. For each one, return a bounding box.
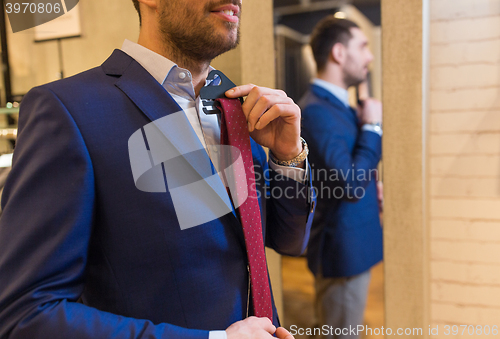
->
[429,0,500,332]
[6,1,139,96]
[381,0,429,335]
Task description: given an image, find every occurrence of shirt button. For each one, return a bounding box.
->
[212,146,218,153]
[179,72,186,80]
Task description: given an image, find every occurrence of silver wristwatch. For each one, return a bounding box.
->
[362,122,383,135]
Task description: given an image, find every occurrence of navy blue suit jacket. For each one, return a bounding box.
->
[0,50,315,339]
[299,84,382,278]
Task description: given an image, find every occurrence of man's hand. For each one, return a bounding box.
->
[275,327,295,339]
[358,98,382,125]
[377,181,383,213]
[225,317,295,339]
[225,85,302,162]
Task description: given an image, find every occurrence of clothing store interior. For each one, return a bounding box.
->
[0,0,499,338]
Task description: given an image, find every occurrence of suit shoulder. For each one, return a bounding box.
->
[300,98,339,120]
[42,65,109,94]
[298,89,318,109]
[41,49,131,94]
[27,64,122,112]
[300,96,353,137]
[299,90,338,114]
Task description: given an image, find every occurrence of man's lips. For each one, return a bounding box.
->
[210,4,240,23]
[212,4,240,15]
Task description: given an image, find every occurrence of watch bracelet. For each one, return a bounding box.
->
[269,137,309,167]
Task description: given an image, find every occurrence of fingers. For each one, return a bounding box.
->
[224,84,300,138]
[225,317,276,339]
[228,85,297,132]
[252,103,293,131]
[245,94,280,131]
[275,327,295,339]
[377,181,384,212]
[377,181,383,197]
[225,84,287,99]
[226,86,291,131]
[225,84,255,98]
[248,96,297,132]
[257,317,277,334]
[242,87,288,123]
[359,97,382,124]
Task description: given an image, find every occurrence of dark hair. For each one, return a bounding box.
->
[310,17,359,72]
[132,0,141,24]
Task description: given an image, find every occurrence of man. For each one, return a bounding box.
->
[0,0,315,338]
[299,17,383,338]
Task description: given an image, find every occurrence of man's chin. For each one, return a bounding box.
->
[222,24,239,40]
[345,77,366,88]
[218,27,240,50]
[203,38,239,60]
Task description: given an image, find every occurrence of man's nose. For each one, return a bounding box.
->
[367,50,374,63]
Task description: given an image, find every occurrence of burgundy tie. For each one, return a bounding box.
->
[217,98,273,321]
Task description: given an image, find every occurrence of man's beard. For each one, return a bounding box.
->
[158,1,240,64]
[343,71,365,88]
[343,55,367,88]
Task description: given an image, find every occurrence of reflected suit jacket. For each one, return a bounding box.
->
[0,50,315,339]
[299,84,382,278]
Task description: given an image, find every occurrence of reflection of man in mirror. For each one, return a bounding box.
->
[299,17,383,339]
[0,1,316,338]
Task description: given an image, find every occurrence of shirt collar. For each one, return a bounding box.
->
[121,39,175,85]
[121,40,215,101]
[312,78,350,108]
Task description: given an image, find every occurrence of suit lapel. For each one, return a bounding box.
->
[311,84,348,111]
[103,50,236,218]
[311,84,359,126]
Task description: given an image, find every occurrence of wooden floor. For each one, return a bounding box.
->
[282,256,384,339]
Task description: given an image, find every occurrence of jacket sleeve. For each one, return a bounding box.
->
[301,103,382,202]
[264,165,315,256]
[0,87,209,339]
[248,142,315,257]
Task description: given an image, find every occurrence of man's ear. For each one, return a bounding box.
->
[138,0,158,11]
[331,42,346,65]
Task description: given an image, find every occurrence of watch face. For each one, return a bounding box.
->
[270,138,308,167]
